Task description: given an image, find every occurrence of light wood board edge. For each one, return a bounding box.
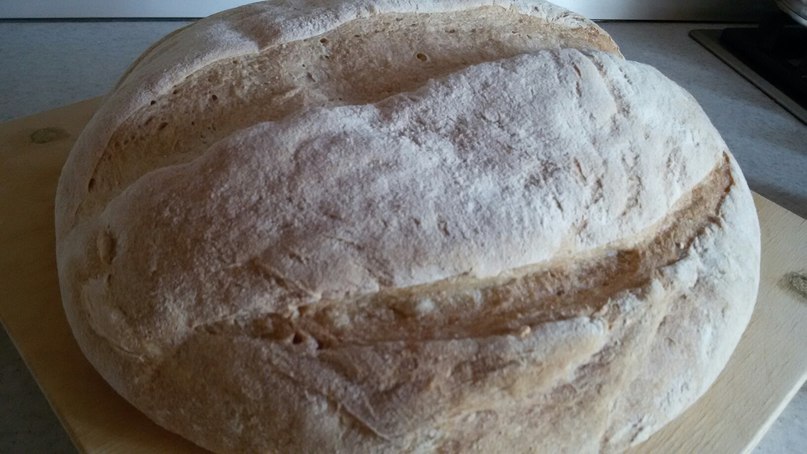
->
[0,98,205,453]
[629,195,807,453]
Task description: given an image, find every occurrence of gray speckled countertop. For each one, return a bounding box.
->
[0,20,804,454]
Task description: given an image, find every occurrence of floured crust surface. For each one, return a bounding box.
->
[55,1,760,453]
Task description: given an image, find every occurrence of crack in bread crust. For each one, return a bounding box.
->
[73,7,618,229]
[129,157,738,449]
[196,154,733,348]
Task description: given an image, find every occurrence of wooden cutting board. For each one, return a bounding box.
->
[1,99,805,454]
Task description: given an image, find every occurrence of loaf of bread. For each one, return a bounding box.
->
[55,1,761,452]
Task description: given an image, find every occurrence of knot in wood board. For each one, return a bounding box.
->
[785,272,807,300]
[30,127,69,144]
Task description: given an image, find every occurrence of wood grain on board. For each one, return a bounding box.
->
[0,99,805,453]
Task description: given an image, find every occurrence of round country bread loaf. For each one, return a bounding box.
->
[55,1,760,452]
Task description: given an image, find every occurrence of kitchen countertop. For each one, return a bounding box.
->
[0,19,804,453]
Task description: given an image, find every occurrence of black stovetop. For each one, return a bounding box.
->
[691,14,807,124]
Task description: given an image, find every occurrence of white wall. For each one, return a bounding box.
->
[0,0,778,20]
[0,1,255,18]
